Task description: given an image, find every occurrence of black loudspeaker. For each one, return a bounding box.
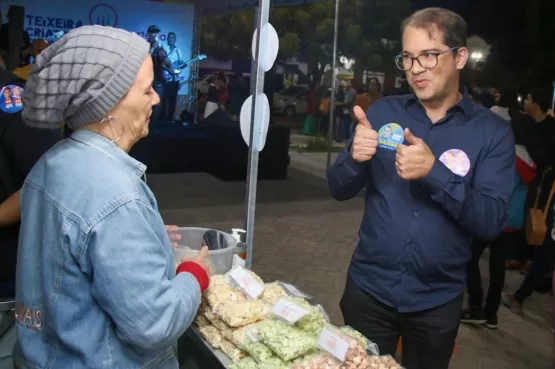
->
[200,108,236,127]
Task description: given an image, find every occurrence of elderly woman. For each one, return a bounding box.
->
[13,26,210,368]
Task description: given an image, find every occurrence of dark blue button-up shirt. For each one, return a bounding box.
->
[328,94,515,312]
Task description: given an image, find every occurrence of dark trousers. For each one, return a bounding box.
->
[340,277,461,369]
[514,235,555,303]
[162,81,179,120]
[150,82,165,127]
[508,230,531,262]
[466,233,513,316]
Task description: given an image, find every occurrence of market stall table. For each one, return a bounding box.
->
[179,328,231,369]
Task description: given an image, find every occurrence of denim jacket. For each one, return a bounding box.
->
[14,130,201,368]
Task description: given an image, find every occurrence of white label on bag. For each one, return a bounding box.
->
[318,327,349,361]
[271,298,309,324]
[246,327,258,342]
[280,282,308,298]
[228,266,264,299]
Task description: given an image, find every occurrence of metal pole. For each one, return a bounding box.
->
[326,0,340,169]
[551,81,555,115]
[243,0,270,269]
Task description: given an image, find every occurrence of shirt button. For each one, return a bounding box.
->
[414,211,419,217]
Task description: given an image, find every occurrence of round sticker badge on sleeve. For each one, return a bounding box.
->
[377,123,404,150]
[0,84,24,114]
[439,149,471,176]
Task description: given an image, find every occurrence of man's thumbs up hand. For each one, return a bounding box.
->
[350,106,378,162]
[395,128,435,180]
[403,128,424,145]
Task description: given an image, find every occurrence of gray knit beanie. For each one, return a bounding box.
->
[22,25,150,129]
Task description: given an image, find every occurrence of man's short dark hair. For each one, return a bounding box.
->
[147,25,160,34]
[529,88,551,113]
[168,32,176,38]
[401,7,467,48]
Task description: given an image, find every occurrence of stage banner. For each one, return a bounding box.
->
[0,0,194,97]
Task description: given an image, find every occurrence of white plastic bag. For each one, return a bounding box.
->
[194,315,211,328]
[214,299,271,327]
[270,297,327,337]
[197,326,223,349]
[232,324,274,362]
[261,281,312,305]
[205,274,247,308]
[204,311,230,331]
[220,338,248,363]
[317,324,402,368]
[252,319,316,361]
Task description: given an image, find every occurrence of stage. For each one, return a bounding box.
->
[129,114,290,181]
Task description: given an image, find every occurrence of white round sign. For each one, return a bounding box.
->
[251,23,279,72]
[239,94,271,151]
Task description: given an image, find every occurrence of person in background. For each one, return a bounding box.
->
[227,73,248,121]
[336,79,357,140]
[334,83,346,140]
[503,90,555,308]
[490,87,519,123]
[162,32,185,121]
[475,88,496,108]
[503,169,555,314]
[461,125,535,329]
[354,82,372,113]
[0,7,31,70]
[0,68,63,299]
[352,78,382,136]
[367,77,383,103]
[13,26,210,368]
[147,25,171,126]
[303,81,319,136]
[217,71,229,111]
[329,8,514,369]
[523,88,555,170]
[13,38,49,80]
[318,88,331,135]
[204,78,220,119]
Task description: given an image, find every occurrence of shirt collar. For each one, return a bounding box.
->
[404,87,474,118]
[70,129,147,178]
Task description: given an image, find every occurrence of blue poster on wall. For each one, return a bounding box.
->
[0,0,194,97]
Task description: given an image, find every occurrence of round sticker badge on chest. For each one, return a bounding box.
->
[377,123,404,150]
[439,149,471,176]
[0,84,24,114]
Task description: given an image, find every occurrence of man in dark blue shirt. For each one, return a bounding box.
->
[328,8,515,369]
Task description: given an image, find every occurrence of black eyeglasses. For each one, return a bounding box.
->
[394,47,459,71]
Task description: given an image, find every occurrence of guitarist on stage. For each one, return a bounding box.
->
[163,32,186,121]
[147,25,171,126]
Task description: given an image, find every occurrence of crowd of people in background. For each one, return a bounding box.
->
[461,86,555,329]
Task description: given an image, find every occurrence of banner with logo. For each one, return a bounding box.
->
[0,0,195,97]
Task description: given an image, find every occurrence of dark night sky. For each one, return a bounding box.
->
[412,0,479,32]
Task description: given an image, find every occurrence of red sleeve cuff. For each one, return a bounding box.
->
[176,262,209,292]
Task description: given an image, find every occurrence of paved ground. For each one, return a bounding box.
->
[150,153,554,368]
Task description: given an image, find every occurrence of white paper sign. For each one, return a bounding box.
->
[228,266,264,299]
[280,282,309,298]
[271,298,309,324]
[318,327,349,362]
[239,93,270,151]
[251,23,279,72]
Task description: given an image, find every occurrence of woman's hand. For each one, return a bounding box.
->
[175,246,212,276]
[165,225,181,248]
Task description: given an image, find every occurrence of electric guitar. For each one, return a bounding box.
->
[165,54,207,83]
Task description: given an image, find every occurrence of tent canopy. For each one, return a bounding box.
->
[186,0,323,14]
